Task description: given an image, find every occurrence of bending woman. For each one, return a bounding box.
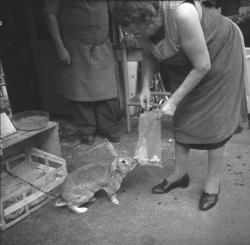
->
[112,0,248,211]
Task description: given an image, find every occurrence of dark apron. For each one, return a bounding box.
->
[57,0,118,101]
[161,7,247,144]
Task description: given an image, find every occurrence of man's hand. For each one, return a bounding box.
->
[57,47,71,66]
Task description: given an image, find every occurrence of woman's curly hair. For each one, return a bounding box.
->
[111,1,216,27]
[111,1,161,27]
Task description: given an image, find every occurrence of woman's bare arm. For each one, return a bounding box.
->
[139,52,157,106]
[164,2,211,111]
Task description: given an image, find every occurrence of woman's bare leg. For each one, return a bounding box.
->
[151,142,190,193]
[167,142,190,182]
[205,145,225,193]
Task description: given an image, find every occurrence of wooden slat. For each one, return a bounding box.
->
[2,121,58,149]
[28,148,65,164]
[1,147,67,230]
[4,177,65,216]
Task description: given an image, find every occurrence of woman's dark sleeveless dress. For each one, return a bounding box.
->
[150,0,247,149]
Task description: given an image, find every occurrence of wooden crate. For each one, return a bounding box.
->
[0,148,67,231]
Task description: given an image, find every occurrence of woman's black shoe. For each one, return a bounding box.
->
[199,185,220,211]
[151,174,190,194]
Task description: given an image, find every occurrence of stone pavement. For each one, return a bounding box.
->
[1,118,250,245]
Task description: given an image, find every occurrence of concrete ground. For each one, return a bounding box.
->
[1,118,250,245]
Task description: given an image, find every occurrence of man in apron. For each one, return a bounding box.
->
[45,0,120,144]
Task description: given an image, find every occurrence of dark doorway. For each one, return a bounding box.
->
[0,0,42,113]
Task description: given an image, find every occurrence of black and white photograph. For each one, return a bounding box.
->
[0,0,250,244]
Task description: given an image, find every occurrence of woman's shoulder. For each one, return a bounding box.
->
[174,5,201,28]
[164,1,200,18]
[163,1,201,16]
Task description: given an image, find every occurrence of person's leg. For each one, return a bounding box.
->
[71,101,96,143]
[167,142,190,182]
[151,142,190,194]
[95,99,121,142]
[205,145,225,193]
[199,144,225,211]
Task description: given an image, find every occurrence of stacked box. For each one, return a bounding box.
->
[0,148,67,231]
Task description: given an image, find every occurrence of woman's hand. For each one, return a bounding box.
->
[57,46,71,66]
[161,100,177,117]
[151,100,176,120]
[139,86,151,109]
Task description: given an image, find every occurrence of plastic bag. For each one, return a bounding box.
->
[134,110,162,168]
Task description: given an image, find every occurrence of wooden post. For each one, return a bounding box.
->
[119,27,132,133]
